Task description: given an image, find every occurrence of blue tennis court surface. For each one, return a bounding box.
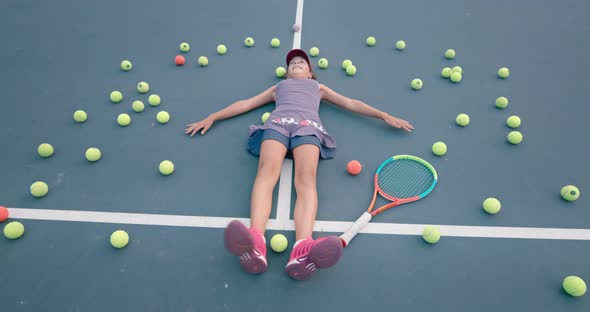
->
[1,0,589,311]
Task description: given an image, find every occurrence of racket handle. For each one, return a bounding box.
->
[339,212,372,247]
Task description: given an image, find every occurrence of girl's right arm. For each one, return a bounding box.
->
[185,85,276,137]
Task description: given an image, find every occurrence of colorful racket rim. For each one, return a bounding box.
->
[376,155,437,201]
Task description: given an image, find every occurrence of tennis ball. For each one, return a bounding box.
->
[342,59,352,70]
[445,49,456,59]
[120,60,132,71]
[73,110,87,123]
[148,94,161,106]
[318,58,328,69]
[507,131,523,144]
[346,160,362,176]
[85,147,101,162]
[157,111,170,124]
[270,38,280,48]
[179,42,190,53]
[275,66,287,78]
[292,24,301,32]
[244,37,254,47]
[198,56,209,67]
[366,36,376,46]
[561,185,580,202]
[110,230,129,248]
[483,198,501,214]
[411,78,423,90]
[30,181,48,198]
[498,67,510,79]
[506,115,521,128]
[450,72,462,83]
[496,96,509,109]
[159,160,174,175]
[270,234,288,253]
[117,113,131,126]
[441,67,452,78]
[563,276,587,297]
[456,113,470,127]
[217,44,227,55]
[432,142,447,156]
[346,65,357,76]
[0,206,8,223]
[309,47,319,57]
[132,100,144,113]
[175,55,185,66]
[137,81,149,93]
[451,66,463,74]
[110,91,123,103]
[3,221,24,239]
[395,40,406,50]
[422,225,440,244]
[261,112,271,123]
[38,143,54,157]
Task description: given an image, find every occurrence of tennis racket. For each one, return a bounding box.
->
[340,155,438,247]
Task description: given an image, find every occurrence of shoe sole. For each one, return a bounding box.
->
[286,236,343,280]
[224,220,267,274]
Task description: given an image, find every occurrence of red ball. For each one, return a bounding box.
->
[0,206,9,223]
[175,55,185,66]
[346,160,362,176]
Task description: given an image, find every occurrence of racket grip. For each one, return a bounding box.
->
[339,212,372,247]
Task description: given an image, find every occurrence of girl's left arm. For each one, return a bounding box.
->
[320,84,414,132]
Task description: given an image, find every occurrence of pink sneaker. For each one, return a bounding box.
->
[285,236,343,280]
[224,220,267,274]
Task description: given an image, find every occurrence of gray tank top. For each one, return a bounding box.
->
[248,78,336,149]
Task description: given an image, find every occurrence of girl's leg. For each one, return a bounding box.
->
[250,139,288,234]
[286,143,342,280]
[291,144,320,241]
[224,138,287,274]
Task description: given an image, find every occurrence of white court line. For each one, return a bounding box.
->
[8,208,590,241]
[275,0,305,225]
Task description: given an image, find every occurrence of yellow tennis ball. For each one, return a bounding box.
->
[563,276,587,297]
[157,111,170,124]
[366,36,376,46]
[422,226,440,244]
[483,198,501,214]
[507,131,523,144]
[346,65,357,76]
[270,234,288,252]
[85,147,101,162]
[441,67,452,78]
[395,40,406,50]
[342,59,352,70]
[197,56,209,67]
[498,67,510,79]
[117,113,131,126]
[270,38,280,48]
[38,143,54,157]
[110,91,123,103]
[110,230,129,248]
[318,58,328,69]
[411,78,423,90]
[561,185,580,201]
[432,142,447,156]
[137,82,149,94]
[148,94,161,106]
[506,115,521,128]
[309,47,320,57]
[496,96,509,108]
[451,66,463,74]
[159,160,174,175]
[456,113,470,127]
[275,66,286,78]
[261,112,271,123]
[73,110,87,123]
[3,221,25,239]
[179,42,190,53]
[132,100,145,113]
[244,37,255,47]
[217,44,227,54]
[120,60,132,71]
[445,49,456,59]
[30,181,48,198]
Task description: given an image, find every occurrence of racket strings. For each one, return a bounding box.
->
[377,160,434,199]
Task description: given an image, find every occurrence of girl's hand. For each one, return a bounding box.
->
[383,114,414,132]
[185,116,215,137]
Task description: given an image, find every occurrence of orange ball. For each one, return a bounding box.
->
[346,160,362,175]
[0,206,8,223]
[175,55,185,66]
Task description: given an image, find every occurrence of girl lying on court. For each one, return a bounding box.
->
[185,49,413,280]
